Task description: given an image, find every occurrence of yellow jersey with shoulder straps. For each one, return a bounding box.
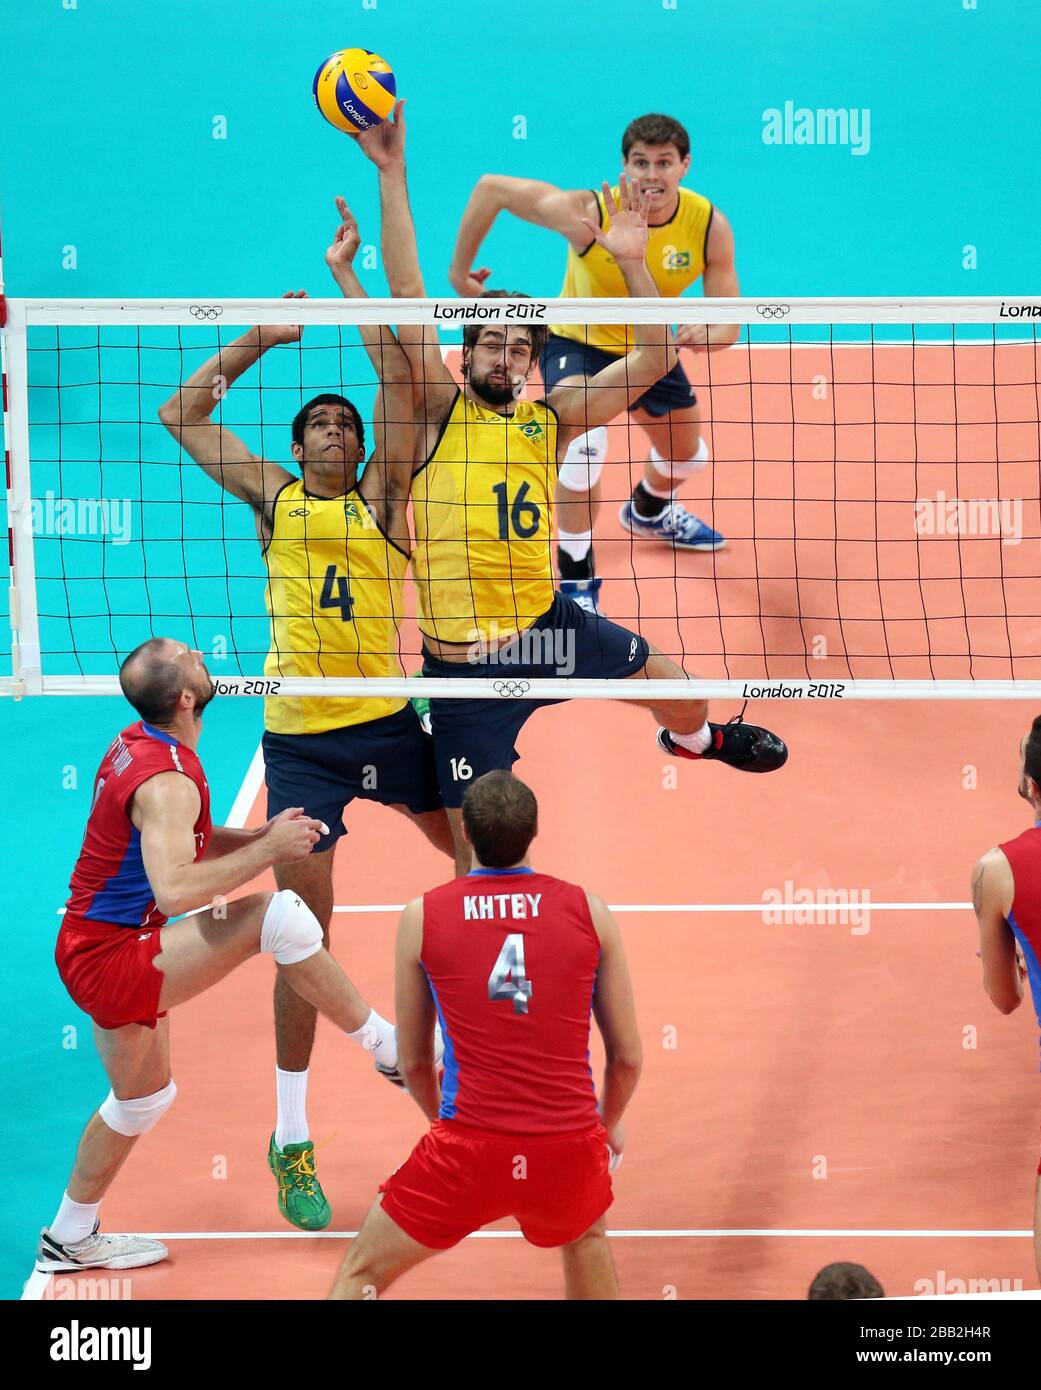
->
[411,391,558,645]
[555,184,713,354]
[263,478,408,734]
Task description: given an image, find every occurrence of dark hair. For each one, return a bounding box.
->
[462,770,538,869]
[808,1262,885,1301]
[291,393,365,453]
[462,290,549,362]
[119,638,185,725]
[622,113,690,162]
[1025,716,1041,789]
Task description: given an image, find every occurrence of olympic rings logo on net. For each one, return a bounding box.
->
[493,680,531,698]
[189,305,224,320]
[755,304,791,319]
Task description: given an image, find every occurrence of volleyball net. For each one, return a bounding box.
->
[2,295,1039,701]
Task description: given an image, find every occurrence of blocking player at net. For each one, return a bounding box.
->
[450,112,738,614]
[352,102,786,873]
[328,770,639,1300]
[971,717,1041,1283]
[158,214,453,1233]
[37,640,403,1275]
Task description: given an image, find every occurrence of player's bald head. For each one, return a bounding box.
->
[120,638,212,725]
[462,770,538,869]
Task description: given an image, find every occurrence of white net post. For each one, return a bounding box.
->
[1,296,43,697]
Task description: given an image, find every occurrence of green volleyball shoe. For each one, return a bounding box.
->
[267,1134,331,1231]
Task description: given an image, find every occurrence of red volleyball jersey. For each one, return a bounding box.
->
[999,823,1041,1059]
[65,721,212,930]
[420,868,602,1134]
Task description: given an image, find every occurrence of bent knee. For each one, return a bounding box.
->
[261,889,324,966]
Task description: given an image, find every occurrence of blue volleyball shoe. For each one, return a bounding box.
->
[657,716,788,773]
[557,577,603,616]
[619,498,725,551]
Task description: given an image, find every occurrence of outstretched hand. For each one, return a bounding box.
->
[354,98,407,170]
[581,175,650,266]
[258,290,308,348]
[326,196,362,271]
[449,264,493,296]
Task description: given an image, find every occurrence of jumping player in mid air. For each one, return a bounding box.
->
[329,771,640,1300]
[971,717,1041,1282]
[38,640,401,1276]
[159,204,453,1232]
[450,112,740,613]
[350,103,786,873]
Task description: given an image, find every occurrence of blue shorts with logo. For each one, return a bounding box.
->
[423,592,650,808]
[540,333,698,418]
[263,705,442,853]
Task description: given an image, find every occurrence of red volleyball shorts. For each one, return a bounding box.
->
[55,915,167,1031]
[379,1119,613,1250]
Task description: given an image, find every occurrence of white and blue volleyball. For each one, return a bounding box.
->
[313,48,396,135]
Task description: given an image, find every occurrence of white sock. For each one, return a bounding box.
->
[669,722,712,754]
[556,527,593,562]
[50,1192,101,1246]
[274,1067,310,1149]
[347,1008,398,1070]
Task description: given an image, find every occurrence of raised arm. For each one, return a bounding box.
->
[324,196,414,546]
[675,207,741,354]
[157,297,303,522]
[587,891,642,1164]
[549,178,677,444]
[448,175,598,295]
[353,102,457,419]
[972,848,1024,1015]
[132,774,323,919]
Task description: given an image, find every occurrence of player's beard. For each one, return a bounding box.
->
[468,366,519,408]
[193,676,217,720]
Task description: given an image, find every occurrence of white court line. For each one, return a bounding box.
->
[24,1227,1033,1297]
[333,902,973,915]
[225,742,265,829]
[27,1227,1039,1244]
[19,1270,52,1300]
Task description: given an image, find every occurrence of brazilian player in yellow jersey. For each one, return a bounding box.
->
[352,104,786,874]
[159,200,453,1233]
[450,112,740,612]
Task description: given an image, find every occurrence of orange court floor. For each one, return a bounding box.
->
[30,696,1041,1301]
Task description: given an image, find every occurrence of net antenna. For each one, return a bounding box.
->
[2,294,1039,702]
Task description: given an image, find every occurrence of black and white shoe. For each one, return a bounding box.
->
[657,715,788,773]
[36,1222,168,1272]
[376,1025,445,1092]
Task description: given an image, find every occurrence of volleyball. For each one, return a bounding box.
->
[312,48,396,135]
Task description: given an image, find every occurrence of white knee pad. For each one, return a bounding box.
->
[261,889,323,966]
[99,1079,177,1137]
[649,439,709,485]
[557,426,608,492]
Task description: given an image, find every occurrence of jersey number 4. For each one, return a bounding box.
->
[487,932,533,1015]
[319,565,354,621]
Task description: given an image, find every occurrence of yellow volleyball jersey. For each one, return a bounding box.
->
[555,185,713,354]
[263,479,408,734]
[411,392,558,644]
